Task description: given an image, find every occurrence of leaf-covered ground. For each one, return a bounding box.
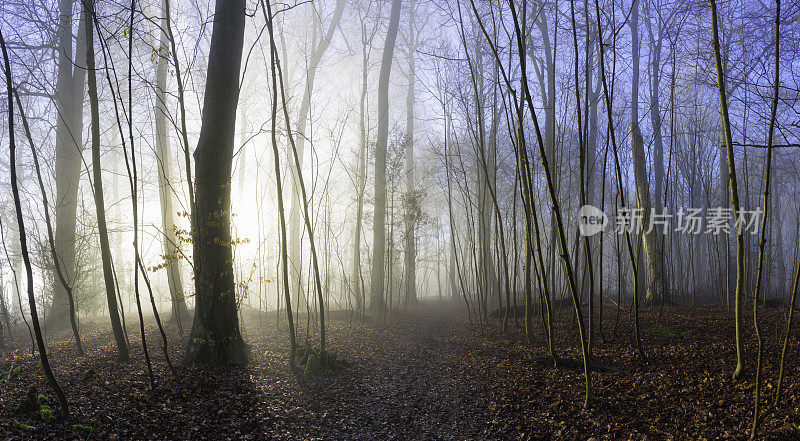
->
[1,301,800,439]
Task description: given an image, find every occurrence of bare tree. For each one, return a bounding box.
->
[710,0,746,381]
[154,0,189,326]
[2,28,70,417]
[370,0,401,312]
[85,0,129,361]
[50,0,88,329]
[287,0,346,309]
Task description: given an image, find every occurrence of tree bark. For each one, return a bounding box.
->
[51,0,88,329]
[710,0,746,380]
[185,0,248,364]
[630,124,665,303]
[85,0,129,360]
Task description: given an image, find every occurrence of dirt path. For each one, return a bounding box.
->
[309,310,494,439]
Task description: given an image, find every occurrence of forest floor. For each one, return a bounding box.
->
[1,300,800,440]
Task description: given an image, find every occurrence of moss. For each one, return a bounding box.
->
[647,324,689,339]
[302,355,317,380]
[297,345,323,365]
[13,420,36,432]
[71,423,94,433]
[39,404,56,421]
[295,344,346,377]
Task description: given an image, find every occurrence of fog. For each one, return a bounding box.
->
[0,0,800,436]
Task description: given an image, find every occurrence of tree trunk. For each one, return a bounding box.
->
[86,0,129,360]
[155,0,189,325]
[404,0,418,306]
[710,0,746,380]
[185,0,248,364]
[2,29,70,417]
[630,124,665,303]
[749,4,780,435]
[629,0,648,305]
[351,17,370,315]
[261,0,297,366]
[370,0,401,311]
[51,0,87,329]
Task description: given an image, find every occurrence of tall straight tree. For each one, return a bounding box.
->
[628,0,653,304]
[351,0,379,315]
[185,0,248,364]
[51,0,88,328]
[710,0,746,380]
[261,0,297,365]
[530,1,558,299]
[403,0,419,306]
[371,0,402,311]
[154,0,189,325]
[85,0,129,361]
[749,3,780,436]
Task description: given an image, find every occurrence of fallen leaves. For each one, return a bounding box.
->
[0,304,798,439]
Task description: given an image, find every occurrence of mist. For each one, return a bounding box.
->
[0,0,799,438]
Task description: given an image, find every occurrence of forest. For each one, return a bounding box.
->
[0,0,799,438]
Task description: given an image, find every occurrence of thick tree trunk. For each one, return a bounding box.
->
[51,0,87,329]
[645,8,669,303]
[370,0,401,311]
[185,0,247,364]
[647,22,665,214]
[629,0,648,305]
[630,124,665,303]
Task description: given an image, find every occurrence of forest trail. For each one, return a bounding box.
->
[311,305,495,439]
[284,305,504,439]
